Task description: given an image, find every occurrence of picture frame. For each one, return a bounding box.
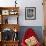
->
[25,7,36,20]
[2,10,9,15]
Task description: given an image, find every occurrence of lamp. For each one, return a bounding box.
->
[15,0,17,7]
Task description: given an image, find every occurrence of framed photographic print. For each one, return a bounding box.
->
[25,7,36,20]
[2,10,9,15]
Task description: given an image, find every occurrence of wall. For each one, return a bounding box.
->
[18,26,44,43]
[0,0,44,26]
[18,0,44,26]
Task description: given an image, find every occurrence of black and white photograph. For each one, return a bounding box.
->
[25,7,36,20]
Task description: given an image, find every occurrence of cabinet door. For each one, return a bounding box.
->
[0,42,2,46]
[0,15,1,24]
[43,0,46,26]
[0,32,1,41]
[43,0,46,46]
[3,42,18,46]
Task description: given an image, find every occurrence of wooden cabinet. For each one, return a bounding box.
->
[43,0,46,46]
[2,41,19,46]
[0,41,19,46]
[43,0,46,26]
[44,27,46,46]
[0,7,20,46]
[0,41,2,46]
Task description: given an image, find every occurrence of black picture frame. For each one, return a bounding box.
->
[25,7,36,20]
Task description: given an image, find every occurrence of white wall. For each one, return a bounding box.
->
[18,0,44,26]
[0,0,44,26]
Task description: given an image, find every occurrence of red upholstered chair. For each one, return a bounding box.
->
[21,28,41,46]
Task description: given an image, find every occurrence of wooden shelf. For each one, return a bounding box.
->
[0,7,19,15]
[2,40,19,42]
[0,7,19,10]
[0,7,19,24]
[0,24,20,32]
[0,40,19,46]
[0,7,20,46]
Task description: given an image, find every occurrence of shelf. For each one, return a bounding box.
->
[2,40,19,43]
[1,40,19,46]
[1,15,18,24]
[0,7,19,24]
[0,24,20,32]
[0,7,19,15]
[0,7,19,46]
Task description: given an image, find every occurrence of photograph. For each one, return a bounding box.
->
[25,7,36,20]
